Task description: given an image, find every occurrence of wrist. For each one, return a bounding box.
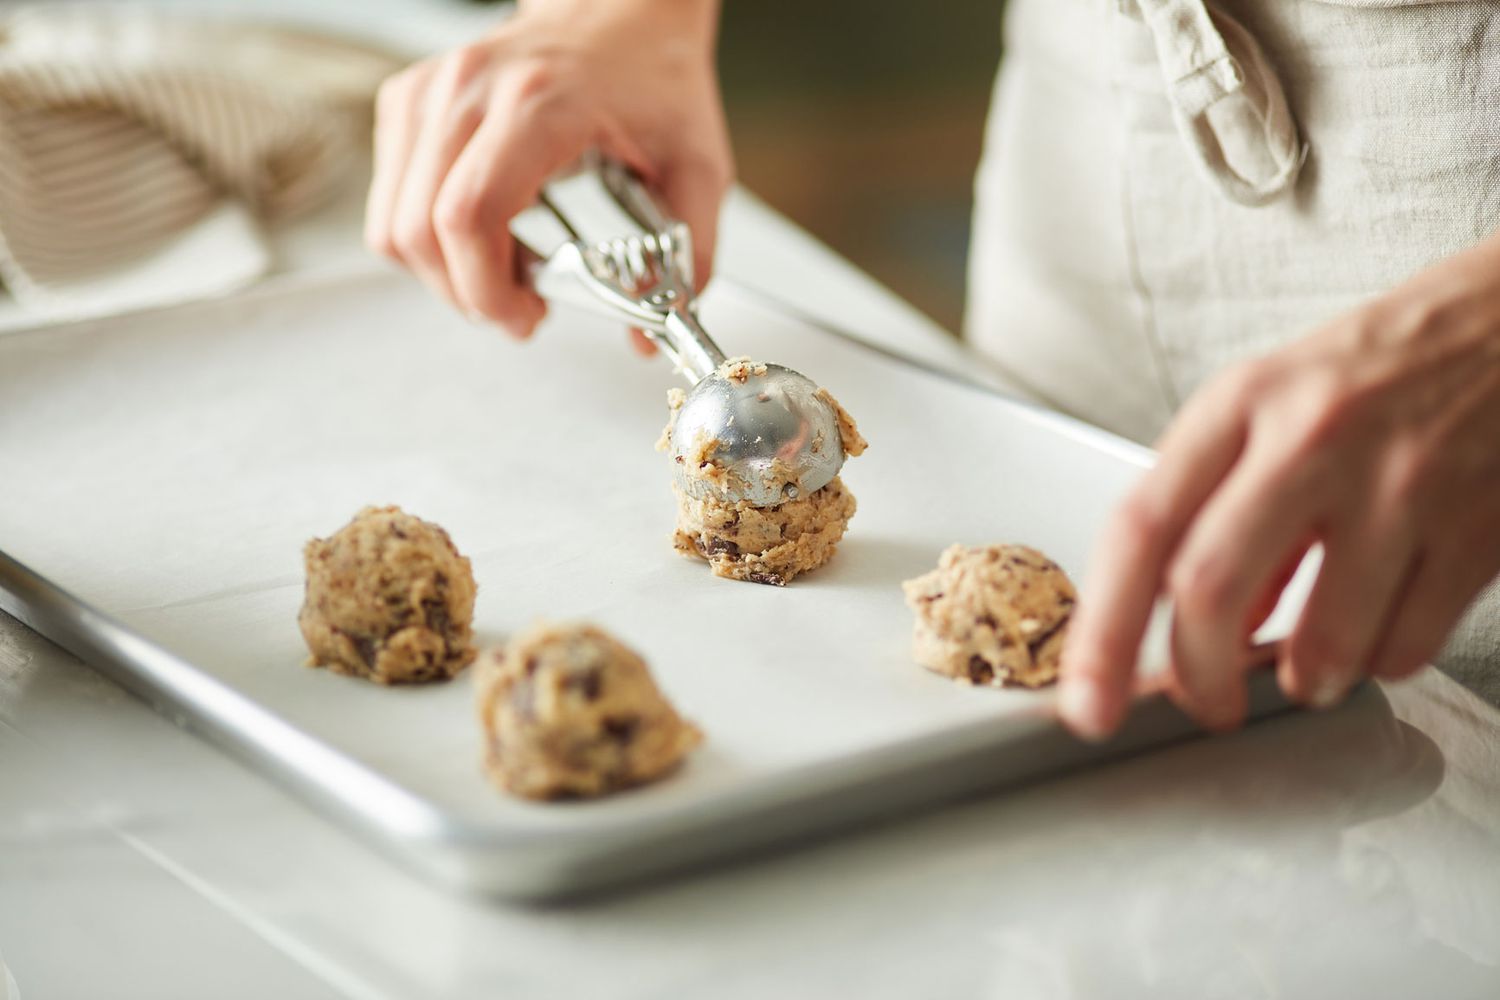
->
[1362,233,1500,357]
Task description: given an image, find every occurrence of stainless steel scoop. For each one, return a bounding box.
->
[517,158,846,508]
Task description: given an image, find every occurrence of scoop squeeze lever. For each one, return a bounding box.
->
[517,158,846,508]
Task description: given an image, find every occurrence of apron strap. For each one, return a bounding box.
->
[1124,0,1308,206]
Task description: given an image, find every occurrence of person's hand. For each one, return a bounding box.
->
[364,0,731,351]
[1059,234,1500,739]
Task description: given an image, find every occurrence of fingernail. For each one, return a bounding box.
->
[1309,672,1351,710]
[1059,681,1113,743]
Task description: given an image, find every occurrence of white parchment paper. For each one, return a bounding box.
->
[0,272,1154,833]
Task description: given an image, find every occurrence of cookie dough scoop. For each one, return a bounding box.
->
[521,158,850,507]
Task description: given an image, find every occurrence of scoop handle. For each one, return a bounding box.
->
[596,166,730,379]
[516,159,730,384]
[660,307,727,384]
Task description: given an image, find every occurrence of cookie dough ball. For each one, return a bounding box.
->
[475,623,702,800]
[902,544,1076,689]
[299,506,477,684]
[670,477,857,586]
[659,365,867,586]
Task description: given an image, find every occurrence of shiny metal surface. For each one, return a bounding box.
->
[522,161,845,506]
[668,361,846,507]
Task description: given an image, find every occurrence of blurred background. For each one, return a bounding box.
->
[0,0,1002,333]
[719,1,1003,334]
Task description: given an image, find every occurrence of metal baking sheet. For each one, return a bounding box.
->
[0,273,1301,899]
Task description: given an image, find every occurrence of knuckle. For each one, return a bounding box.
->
[376,64,427,114]
[432,190,485,244]
[1071,627,1133,678]
[1256,453,1322,509]
[1290,397,1341,457]
[391,214,439,263]
[503,62,585,138]
[1292,375,1370,457]
[1175,361,1266,437]
[1223,358,1276,409]
[1208,358,1280,424]
[1338,306,1386,354]
[1412,297,1460,338]
[449,44,490,77]
[363,224,399,260]
[1169,553,1237,619]
[506,55,562,104]
[1111,493,1168,549]
[1379,439,1432,513]
[1372,294,1455,344]
[433,45,491,94]
[374,75,407,115]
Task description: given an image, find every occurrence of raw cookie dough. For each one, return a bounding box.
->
[902,544,1076,689]
[670,477,857,586]
[813,386,869,459]
[659,358,867,586]
[299,506,477,684]
[474,622,702,800]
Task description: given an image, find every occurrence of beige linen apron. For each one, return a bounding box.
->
[965,0,1500,697]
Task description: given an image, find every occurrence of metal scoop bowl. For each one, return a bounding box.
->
[667,360,844,507]
[520,159,847,507]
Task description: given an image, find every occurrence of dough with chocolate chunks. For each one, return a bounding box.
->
[474,622,702,800]
[670,477,857,586]
[298,506,477,683]
[902,544,1076,689]
[658,359,867,586]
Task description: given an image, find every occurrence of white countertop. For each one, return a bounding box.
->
[4,586,1500,1000]
[2,3,1499,998]
[4,185,1499,1000]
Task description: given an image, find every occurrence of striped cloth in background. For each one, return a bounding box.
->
[0,6,403,321]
